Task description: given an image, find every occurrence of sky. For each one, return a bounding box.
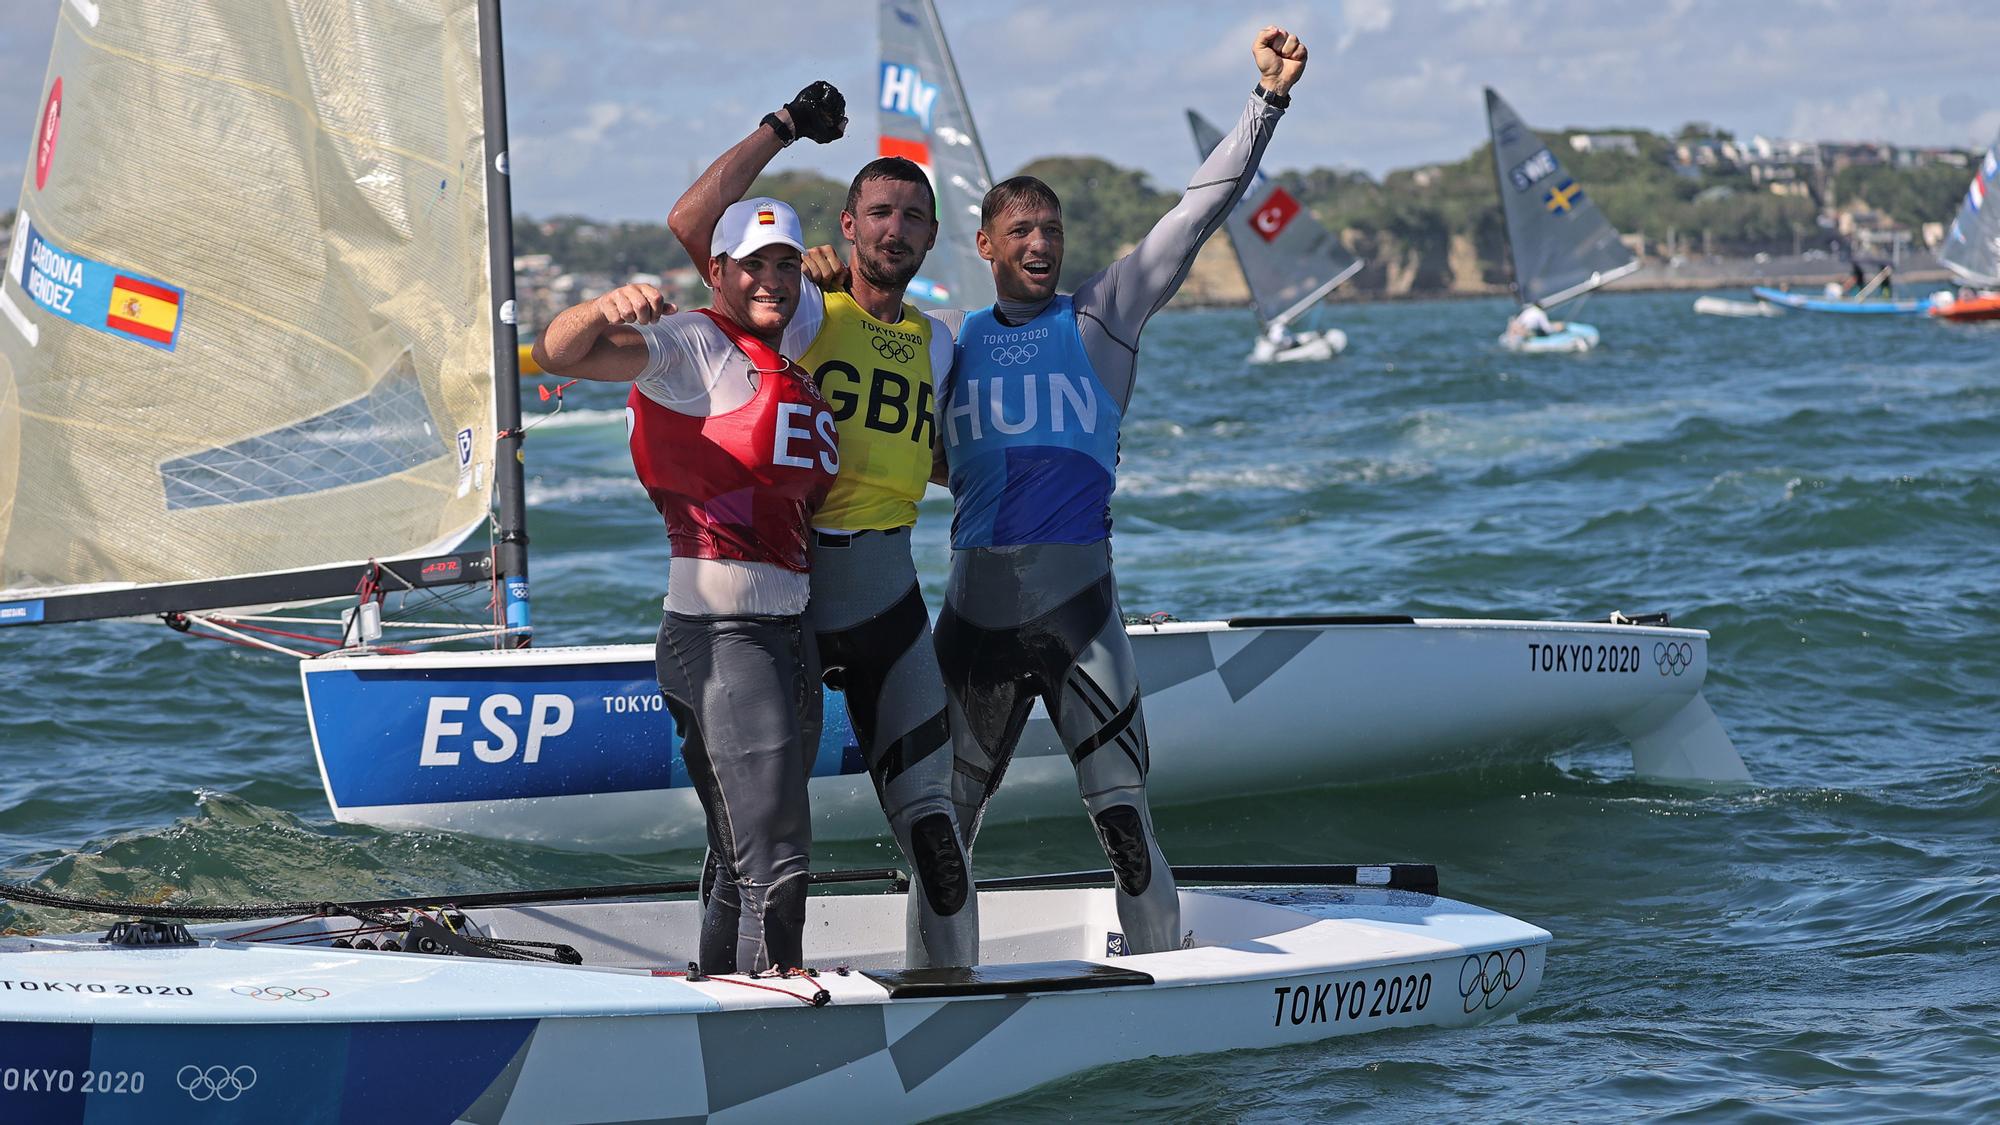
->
[2,0,1996,222]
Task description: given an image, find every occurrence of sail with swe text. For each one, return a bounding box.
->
[1485,87,1636,308]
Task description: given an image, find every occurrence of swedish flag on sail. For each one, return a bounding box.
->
[1544,179,1583,214]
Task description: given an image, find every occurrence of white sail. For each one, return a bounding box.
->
[0,1,501,619]
[878,0,994,308]
[1939,131,2000,288]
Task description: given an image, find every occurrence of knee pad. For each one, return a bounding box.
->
[762,872,810,970]
[1092,804,1153,897]
[909,812,969,916]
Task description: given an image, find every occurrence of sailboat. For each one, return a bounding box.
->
[1484,88,1638,353]
[1929,130,2000,322]
[1186,108,1362,363]
[879,0,994,309]
[1750,274,1933,315]
[1,2,1747,860]
[0,0,530,639]
[2,863,1548,1121]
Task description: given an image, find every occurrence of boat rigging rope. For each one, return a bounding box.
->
[0,880,338,921]
[0,883,577,963]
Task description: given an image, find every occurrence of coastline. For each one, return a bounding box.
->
[1172,252,1957,308]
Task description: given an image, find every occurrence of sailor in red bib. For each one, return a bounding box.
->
[532,197,837,975]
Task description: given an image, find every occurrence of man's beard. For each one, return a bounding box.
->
[855,241,922,290]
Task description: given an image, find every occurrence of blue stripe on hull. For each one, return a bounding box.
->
[0,1019,532,1123]
[308,663,862,807]
[1750,286,1931,314]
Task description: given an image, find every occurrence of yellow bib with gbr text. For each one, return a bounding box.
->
[798,292,937,531]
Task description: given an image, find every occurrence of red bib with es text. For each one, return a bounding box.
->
[627,310,839,571]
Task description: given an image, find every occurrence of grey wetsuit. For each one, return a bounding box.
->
[785,289,977,968]
[807,527,976,967]
[658,613,821,974]
[934,93,1285,955]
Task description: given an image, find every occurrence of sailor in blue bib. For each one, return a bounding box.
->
[941,297,1123,549]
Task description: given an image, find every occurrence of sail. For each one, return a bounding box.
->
[0,1,500,618]
[1939,131,2000,288]
[1187,108,1362,328]
[1485,88,1637,308]
[878,0,994,308]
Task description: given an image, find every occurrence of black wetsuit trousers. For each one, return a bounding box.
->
[655,611,820,975]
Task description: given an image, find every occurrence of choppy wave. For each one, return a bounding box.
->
[2,292,1996,1118]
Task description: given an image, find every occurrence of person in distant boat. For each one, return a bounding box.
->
[1261,319,1302,353]
[928,24,1310,957]
[1507,302,1557,338]
[665,83,978,967]
[531,198,839,977]
[1849,262,1867,295]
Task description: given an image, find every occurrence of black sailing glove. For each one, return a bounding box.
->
[785,81,847,144]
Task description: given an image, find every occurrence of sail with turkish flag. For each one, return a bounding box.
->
[1187,108,1362,329]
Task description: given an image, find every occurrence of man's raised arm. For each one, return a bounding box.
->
[1083,26,1309,328]
[666,82,848,270]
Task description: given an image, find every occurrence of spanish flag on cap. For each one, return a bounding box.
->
[756,207,776,226]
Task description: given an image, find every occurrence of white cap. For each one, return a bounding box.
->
[709,197,806,260]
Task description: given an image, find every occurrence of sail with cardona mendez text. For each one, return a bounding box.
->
[0,0,527,633]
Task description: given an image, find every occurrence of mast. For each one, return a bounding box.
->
[1484,88,1524,306]
[478,0,531,647]
[921,0,994,186]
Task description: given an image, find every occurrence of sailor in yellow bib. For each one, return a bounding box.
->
[669,96,975,967]
[795,289,939,532]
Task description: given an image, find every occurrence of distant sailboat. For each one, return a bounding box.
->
[1187,108,1362,363]
[1485,88,1638,353]
[1930,130,2000,322]
[878,0,994,309]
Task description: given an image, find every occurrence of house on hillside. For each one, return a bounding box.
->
[1569,133,1638,156]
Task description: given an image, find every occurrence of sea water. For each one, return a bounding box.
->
[2,290,1995,1120]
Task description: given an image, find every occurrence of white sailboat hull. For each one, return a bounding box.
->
[1249,327,1347,363]
[300,616,1745,852]
[1693,295,1781,318]
[0,884,1548,1122]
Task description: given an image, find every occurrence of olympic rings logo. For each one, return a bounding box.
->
[989,343,1038,366]
[1457,947,1527,1013]
[230,985,330,1002]
[870,336,916,363]
[1654,641,1694,677]
[178,1064,257,1102]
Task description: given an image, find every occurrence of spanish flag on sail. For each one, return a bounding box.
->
[105,274,182,347]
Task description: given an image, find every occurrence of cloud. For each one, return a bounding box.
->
[1,1,1995,220]
[1786,89,1991,145]
[1337,0,1395,54]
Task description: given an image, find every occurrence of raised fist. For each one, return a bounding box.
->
[785,81,847,144]
[593,283,673,326]
[1253,26,1307,96]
